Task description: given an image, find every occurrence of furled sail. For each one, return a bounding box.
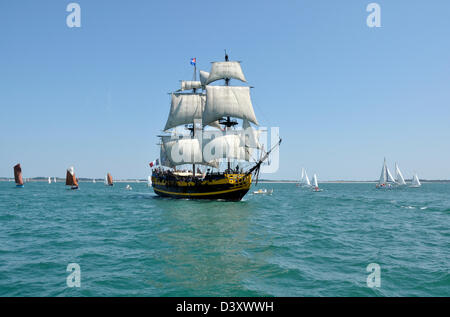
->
[14,164,24,185]
[199,71,210,86]
[205,61,247,84]
[164,93,205,131]
[203,86,258,126]
[395,163,406,185]
[180,81,202,91]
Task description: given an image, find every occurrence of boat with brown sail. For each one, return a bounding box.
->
[106,173,113,186]
[66,166,79,190]
[14,163,24,188]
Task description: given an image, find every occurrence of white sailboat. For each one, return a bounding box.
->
[376,158,396,188]
[312,173,322,192]
[395,163,406,186]
[410,173,421,188]
[93,178,96,183]
[53,177,57,183]
[48,177,52,184]
[104,175,108,185]
[299,168,311,187]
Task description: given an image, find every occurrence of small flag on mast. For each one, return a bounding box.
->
[149,159,159,168]
[190,58,196,66]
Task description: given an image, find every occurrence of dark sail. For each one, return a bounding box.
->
[14,164,24,185]
[107,173,113,186]
[66,167,78,187]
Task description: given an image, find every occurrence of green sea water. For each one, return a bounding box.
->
[0,181,448,297]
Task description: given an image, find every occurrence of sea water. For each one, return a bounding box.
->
[0,181,448,296]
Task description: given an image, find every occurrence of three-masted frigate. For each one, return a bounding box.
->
[151,53,280,201]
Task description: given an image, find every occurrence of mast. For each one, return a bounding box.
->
[192,57,197,177]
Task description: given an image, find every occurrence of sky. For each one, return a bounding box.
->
[0,0,449,180]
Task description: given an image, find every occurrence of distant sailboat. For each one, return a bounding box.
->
[48,177,52,184]
[299,168,311,187]
[14,164,24,188]
[312,173,322,192]
[66,166,79,190]
[54,177,57,183]
[395,163,406,186]
[93,178,96,183]
[376,158,396,188]
[410,173,421,188]
[106,173,113,186]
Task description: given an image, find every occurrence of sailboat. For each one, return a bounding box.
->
[93,178,96,183]
[151,53,281,201]
[54,177,57,183]
[299,168,311,187]
[14,164,24,188]
[105,173,113,186]
[395,163,406,186]
[410,173,421,188]
[376,158,396,189]
[312,173,322,192]
[48,177,52,184]
[66,166,79,190]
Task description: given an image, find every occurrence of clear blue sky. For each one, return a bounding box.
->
[1,0,449,180]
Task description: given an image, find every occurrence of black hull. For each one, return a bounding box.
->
[151,173,251,201]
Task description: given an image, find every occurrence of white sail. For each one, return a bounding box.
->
[162,137,204,165]
[395,163,406,185]
[48,177,51,184]
[304,170,311,186]
[147,175,152,186]
[379,159,387,184]
[93,179,96,183]
[199,70,210,86]
[164,93,205,131]
[312,174,319,188]
[54,177,56,183]
[159,143,174,168]
[203,86,258,126]
[300,168,305,183]
[104,175,108,185]
[180,81,202,91]
[386,166,396,183]
[205,61,247,85]
[242,119,261,149]
[202,134,250,162]
[411,173,421,187]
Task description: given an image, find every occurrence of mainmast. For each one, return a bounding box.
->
[219,50,238,172]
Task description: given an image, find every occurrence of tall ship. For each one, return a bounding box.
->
[151,53,281,201]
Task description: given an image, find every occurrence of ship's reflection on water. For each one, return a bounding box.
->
[148,198,273,296]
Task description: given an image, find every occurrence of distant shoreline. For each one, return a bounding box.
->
[1,178,449,184]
